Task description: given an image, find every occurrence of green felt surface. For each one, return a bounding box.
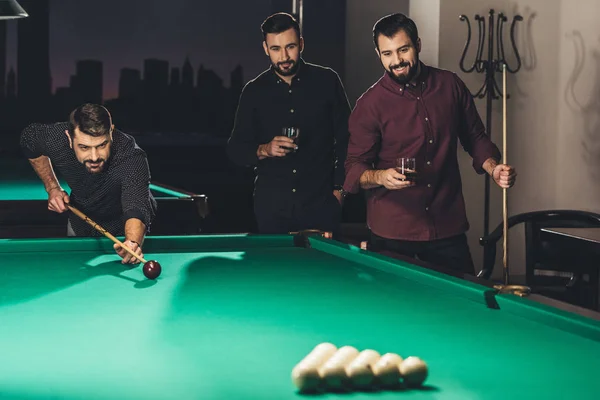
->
[0,179,185,200]
[0,235,599,400]
[0,157,186,200]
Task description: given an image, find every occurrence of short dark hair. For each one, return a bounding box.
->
[373,13,419,50]
[68,103,112,139]
[261,12,301,40]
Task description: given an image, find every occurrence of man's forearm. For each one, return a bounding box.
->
[28,155,62,193]
[359,169,383,190]
[482,157,499,176]
[125,218,146,245]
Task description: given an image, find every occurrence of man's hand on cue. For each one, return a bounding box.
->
[114,240,144,264]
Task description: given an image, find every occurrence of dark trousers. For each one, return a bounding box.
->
[255,193,342,237]
[369,232,475,275]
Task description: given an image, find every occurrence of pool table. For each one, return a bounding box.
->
[0,156,209,238]
[1,233,599,399]
[539,227,600,310]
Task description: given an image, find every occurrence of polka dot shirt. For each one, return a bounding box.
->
[20,122,157,236]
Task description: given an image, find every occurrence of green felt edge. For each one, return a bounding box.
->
[148,183,190,198]
[307,236,600,342]
[0,181,188,200]
[0,234,293,254]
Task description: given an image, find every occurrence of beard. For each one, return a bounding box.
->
[386,58,420,85]
[84,159,106,174]
[272,59,300,76]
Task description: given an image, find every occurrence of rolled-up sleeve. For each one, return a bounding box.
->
[227,83,260,167]
[120,155,156,229]
[343,97,381,194]
[455,74,501,174]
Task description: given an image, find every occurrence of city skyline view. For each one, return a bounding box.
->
[0,0,297,138]
[0,0,345,139]
[3,0,275,101]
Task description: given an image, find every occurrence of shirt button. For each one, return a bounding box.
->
[427,184,431,188]
[399,88,403,92]
[429,139,433,144]
[289,90,292,93]
[425,207,429,211]
[427,161,431,165]
[292,169,297,173]
[290,109,294,113]
[425,117,429,121]
[292,189,296,193]
[417,97,420,100]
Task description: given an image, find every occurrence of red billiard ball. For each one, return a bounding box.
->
[143,260,161,279]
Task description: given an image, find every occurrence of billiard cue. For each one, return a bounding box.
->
[67,204,148,264]
[502,63,509,286]
[492,64,530,297]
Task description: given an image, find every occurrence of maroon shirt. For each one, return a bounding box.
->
[343,63,501,241]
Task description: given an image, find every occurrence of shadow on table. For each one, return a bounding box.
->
[298,382,440,396]
[163,249,398,323]
[163,251,290,320]
[0,256,151,308]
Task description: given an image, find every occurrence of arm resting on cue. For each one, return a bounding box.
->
[67,204,146,264]
[114,218,146,264]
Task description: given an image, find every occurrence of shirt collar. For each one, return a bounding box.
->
[381,61,429,95]
[270,58,307,84]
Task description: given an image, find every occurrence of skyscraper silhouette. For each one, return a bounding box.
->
[143,59,169,99]
[17,0,51,120]
[182,57,193,89]
[0,21,6,100]
[119,68,141,100]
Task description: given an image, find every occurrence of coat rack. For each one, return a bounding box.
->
[458,9,523,241]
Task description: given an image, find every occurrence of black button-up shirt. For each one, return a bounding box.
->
[227,59,351,209]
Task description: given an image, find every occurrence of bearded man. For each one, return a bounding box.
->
[227,12,351,237]
[342,13,517,274]
[20,103,157,264]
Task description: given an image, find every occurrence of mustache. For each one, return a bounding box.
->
[278,60,295,67]
[390,62,410,70]
[85,159,105,164]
